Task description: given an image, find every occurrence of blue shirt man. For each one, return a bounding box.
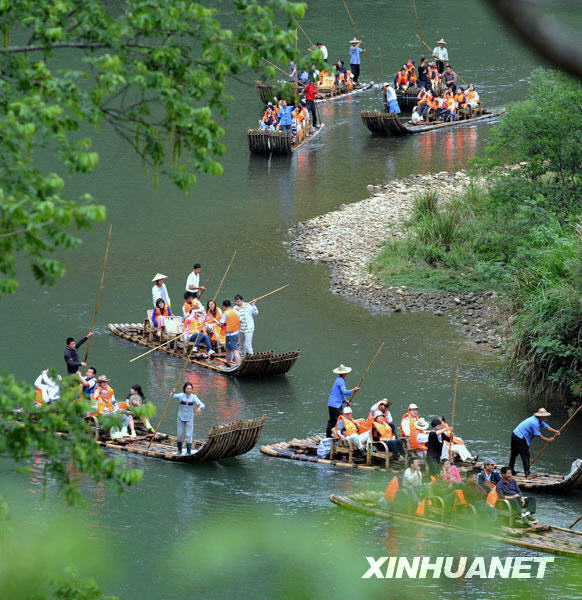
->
[326,364,360,438]
[349,39,364,84]
[276,101,294,129]
[509,408,559,477]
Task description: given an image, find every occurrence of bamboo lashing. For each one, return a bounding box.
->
[530,404,582,467]
[130,251,237,363]
[84,224,112,362]
[411,0,426,58]
[297,22,314,46]
[415,34,469,85]
[341,0,379,82]
[448,365,459,462]
[349,342,385,404]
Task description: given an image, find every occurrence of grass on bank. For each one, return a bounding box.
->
[371,69,582,407]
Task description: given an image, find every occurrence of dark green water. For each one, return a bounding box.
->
[2,1,582,598]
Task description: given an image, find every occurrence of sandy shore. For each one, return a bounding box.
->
[287,170,509,351]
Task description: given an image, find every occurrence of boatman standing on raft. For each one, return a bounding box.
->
[326,364,359,438]
[509,408,560,477]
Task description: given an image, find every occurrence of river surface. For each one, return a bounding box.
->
[2,1,582,598]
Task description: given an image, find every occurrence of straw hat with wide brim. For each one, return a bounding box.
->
[534,408,551,418]
[152,273,167,282]
[333,364,352,375]
[408,403,419,410]
[437,38,446,44]
[415,418,429,431]
[96,375,110,383]
[350,38,360,44]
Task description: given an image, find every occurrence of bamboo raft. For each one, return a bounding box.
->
[260,435,480,473]
[331,491,582,558]
[360,108,505,135]
[255,80,373,105]
[107,322,300,377]
[261,436,582,492]
[98,416,267,463]
[247,123,324,155]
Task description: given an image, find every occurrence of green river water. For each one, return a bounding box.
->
[2,1,582,598]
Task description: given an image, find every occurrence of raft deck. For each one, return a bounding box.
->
[331,491,582,558]
[107,322,300,377]
[99,416,266,462]
[360,108,505,135]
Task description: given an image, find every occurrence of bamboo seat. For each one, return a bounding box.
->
[426,495,446,522]
[494,498,515,528]
[452,501,478,528]
[329,431,356,463]
[366,440,395,468]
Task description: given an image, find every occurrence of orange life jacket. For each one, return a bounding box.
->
[93,384,114,404]
[293,107,308,123]
[416,499,426,516]
[446,97,457,113]
[418,94,428,105]
[223,309,240,334]
[359,415,374,433]
[400,413,417,437]
[397,71,408,86]
[453,489,467,506]
[205,309,226,344]
[373,420,394,440]
[97,395,114,414]
[454,92,466,107]
[337,415,359,436]
[485,489,498,507]
[429,68,439,82]
[407,65,417,83]
[409,427,427,451]
[384,476,399,501]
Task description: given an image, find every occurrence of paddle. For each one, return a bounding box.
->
[530,403,582,467]
[448,365,459,462]
[348,342,385,406]
[84,224,112,362]
[341,0,379,82]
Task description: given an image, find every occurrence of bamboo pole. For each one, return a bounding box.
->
[129,251,236,363]
[298,22,314,47]
[341,0,379,82]
[84,224,112,362]
[415,34,468,85]
[569,515,582,530]
[448,365,459,462]
[411,0,426,58]
[197,268,214,301]
[294,27,299,100]
[379,47,384,83]
[530,404,582,467]
[253,284,288,303]
[348,342,385,404]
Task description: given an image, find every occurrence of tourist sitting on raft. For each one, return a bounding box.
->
[183,299,214,357]
[95,385,137,439]
[34,369,61,404]
[152,297,172,338]
[259,102,279,131]
[441,457,462,486]
[370,411,406,460]
[172,382,205,456]
[382,83,401,114]
[78,366,97,399]
[126,384,155,433]
[205,299,226,352]
[496,466,537,524]
[368,398,394,433]
[335,406,369,452]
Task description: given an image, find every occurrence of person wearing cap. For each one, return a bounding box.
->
[185,263,205,295]
[509,409,560,477]
[371,411,405,459]
[152,273,171,308]
[400,403,419,438]
[382,82,401,115]
[349,38,364,84]
[335,406,369,452]
[432,38,448,74]
[326,365,359,438]
[64,331,93,375]
[476,459,501,493]
[307,41,328,63]
[92,374,115,406]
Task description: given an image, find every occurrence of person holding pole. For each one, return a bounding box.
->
[349,38,364,84]
[234,294,258,357]
[171,382,205,456]
[509,408,560,477]
[64,331,93,374]
[326,364,359,438]
[185,263,206,295]
[432,38,448,74]
[219,299,241,367]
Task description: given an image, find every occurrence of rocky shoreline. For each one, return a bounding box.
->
[287,170,509,352]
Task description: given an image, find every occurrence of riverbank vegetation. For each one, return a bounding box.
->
[374,70,582,408]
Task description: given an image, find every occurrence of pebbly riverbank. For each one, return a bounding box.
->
[287,170,510,352]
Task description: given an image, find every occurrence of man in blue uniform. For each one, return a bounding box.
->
[509,408,560,476]
[326,364,359,438]
[349,38,364,84]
